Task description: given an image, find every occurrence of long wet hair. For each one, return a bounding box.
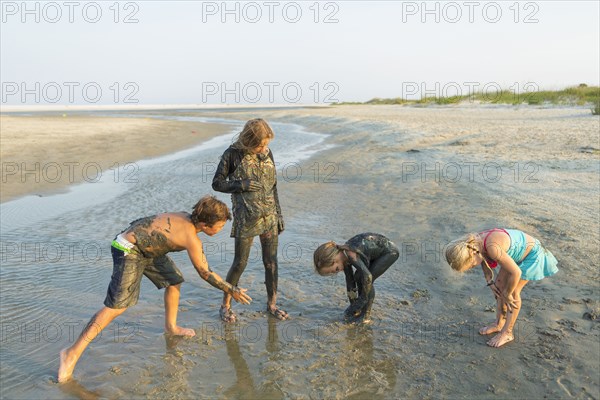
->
[191,195,232,227]
[313,241,352,276]
[445,233,481,272]
[232,118,275,152]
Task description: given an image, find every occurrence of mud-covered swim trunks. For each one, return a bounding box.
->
[104,234,185,309]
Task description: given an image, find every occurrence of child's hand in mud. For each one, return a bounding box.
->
[344,306,357,320]
[347,313,371,325]
[232,287,252,305]
[344,309,361,323]
[241,180,262,192]
[344,298,366,320]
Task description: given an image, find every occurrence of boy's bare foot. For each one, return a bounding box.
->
[58,348,76,383]
[166,326,196,337]
[267,306,289,321]
[220,305,237,323]
[487,331,514,348]
[479,322,504,335]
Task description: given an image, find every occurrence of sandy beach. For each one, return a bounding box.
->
[0,105,598,399]
[0,114,232,202]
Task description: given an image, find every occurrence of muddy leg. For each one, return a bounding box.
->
[221,236,254,322]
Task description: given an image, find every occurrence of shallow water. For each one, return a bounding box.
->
[1,108,598,399]
[0,113,344,399]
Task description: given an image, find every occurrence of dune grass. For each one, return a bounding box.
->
[336,84,600,113]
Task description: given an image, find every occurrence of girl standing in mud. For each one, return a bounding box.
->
[212,118,288,322]
[445,228,559,348]
[313,233,399,323]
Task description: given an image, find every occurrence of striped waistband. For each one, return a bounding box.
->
[111,233,135,254]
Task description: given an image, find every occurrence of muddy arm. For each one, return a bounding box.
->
[345,257,372,316]
[268,150,285,233]
[273,182,284,232]
[186,234,251,304]
[212,149,246,193]
[343,266,358,304]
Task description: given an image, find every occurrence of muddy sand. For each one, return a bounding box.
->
[0,105,598,399]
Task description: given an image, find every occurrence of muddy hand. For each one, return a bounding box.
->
[232,287,252,305]
[242,180,262,192]
[345,299,366,318]
[344,305,356,319]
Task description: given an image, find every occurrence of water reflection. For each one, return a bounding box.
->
[223,318,284,400]
[58,379,101,400]
[344,325,398,400]
[159,333,193,398]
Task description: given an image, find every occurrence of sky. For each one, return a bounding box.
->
[1,0,599,105]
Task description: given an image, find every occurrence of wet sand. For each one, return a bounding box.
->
[0,105,598,399]
[0,113,232,202]
[194,104,600,398]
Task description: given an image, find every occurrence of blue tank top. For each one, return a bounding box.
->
[505,229,528,263]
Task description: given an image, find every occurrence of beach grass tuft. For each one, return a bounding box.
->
[334,85,600,112]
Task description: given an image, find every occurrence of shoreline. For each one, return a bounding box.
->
[0,104,330,113]
[2,102,595,114]
[0,114,234,203]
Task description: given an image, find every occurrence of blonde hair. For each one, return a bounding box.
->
[313,241,351,276]
[445,233,480,272]
[233,118,275,152]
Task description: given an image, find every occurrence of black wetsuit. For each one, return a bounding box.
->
[343,233,399,321]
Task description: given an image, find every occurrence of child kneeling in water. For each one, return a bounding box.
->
[445,228,558,348]
[313,233,399,323]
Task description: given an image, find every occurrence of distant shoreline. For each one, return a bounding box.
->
[3,85,598,113]
[0,103,331,113]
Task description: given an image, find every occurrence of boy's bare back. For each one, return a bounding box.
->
[123,212,197,257]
